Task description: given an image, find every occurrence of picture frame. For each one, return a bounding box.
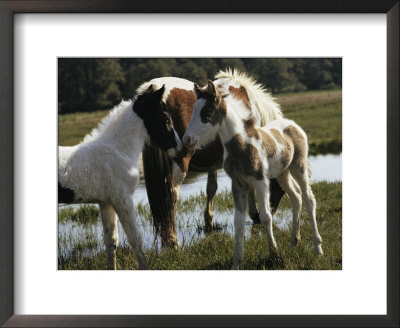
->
[0,0,398,327]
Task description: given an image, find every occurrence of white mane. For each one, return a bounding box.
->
[136,81,153,95]
[82,99,133,144]
[215,68,282,126]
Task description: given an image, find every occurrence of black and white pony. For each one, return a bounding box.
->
[58,85,181,270]
[182,80,323,269]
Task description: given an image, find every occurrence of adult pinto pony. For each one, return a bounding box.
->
[182,81,324,269]
[58,85,182,270]
[140,69,285,248]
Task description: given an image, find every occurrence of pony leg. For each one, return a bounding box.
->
[99,203,118,270]
[249,180,283,224]
[254,179,278,255]
[248,188,261,224]
[231,180,248,270]
[113,198,149,269]
[270,178,285,216]
[276,171,302,246]
[204,170,218,230]
[290,167,323,255]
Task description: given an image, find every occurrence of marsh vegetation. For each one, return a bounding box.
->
[58,181,342,270]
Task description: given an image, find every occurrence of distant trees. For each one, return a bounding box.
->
[299,58,339,90]
[58,58,341,114]
[58,58,125,113]
[244,58,305,94]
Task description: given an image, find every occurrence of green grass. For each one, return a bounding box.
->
[58,181,342,270]
[58,90,342,155]
[276,90,342,155]
[58,110,109,146]
[58,204,99,225]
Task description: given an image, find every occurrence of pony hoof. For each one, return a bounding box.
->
[269,247,279,258]
[232,259,241,270]
[290,236,300,246]
[163,239,179,249]
[204,221,214,233]
[315,246,324,256]
[139,262,149,270]
[204,213,214,228]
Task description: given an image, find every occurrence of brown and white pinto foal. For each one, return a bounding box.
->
[182,81,323,269]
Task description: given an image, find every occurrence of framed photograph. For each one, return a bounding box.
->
[1,1,398,327]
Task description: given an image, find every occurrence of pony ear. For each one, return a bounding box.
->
[146,84,156,93]
[194,83,202,98]
[207,80,216,97]
[153,84,166,102]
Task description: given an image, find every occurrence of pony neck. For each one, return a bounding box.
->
[217,101,247,145]
[85,101,147,163]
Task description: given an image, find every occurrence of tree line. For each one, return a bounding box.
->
[58,58,341,114]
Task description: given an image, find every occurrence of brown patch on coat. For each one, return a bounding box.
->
[165,88,197,139]
[283,125,307,172]
[243,118,260,139]
[259,130,277,158]
[210,96,227,126]
[165,87,197,174]
[189,135,224,171]
[224,134,264,182]
[270,128,293,169]
[229,85,251,110]
[199,89,227,126]
[197,86,227,126]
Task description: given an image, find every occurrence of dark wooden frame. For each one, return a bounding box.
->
[0,1,398,327]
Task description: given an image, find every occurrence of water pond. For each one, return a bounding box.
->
[58,153,342,257]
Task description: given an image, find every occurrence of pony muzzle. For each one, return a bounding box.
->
[182,134,198,150]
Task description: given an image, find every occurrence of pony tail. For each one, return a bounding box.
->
[142,142,178,248]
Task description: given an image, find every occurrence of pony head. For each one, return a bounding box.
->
[133,84,182,156]
[182,80,227,150]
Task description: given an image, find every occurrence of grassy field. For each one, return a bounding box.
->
[277,89,342,155]
[58,90,342,155]
[58,181,342,270]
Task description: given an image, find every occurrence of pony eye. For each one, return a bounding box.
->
[162,113,172,124]
[205,111,213,123]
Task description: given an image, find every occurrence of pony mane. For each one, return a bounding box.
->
[136,81,152,96]
[82,100,133,144]
[215,68,282,125]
